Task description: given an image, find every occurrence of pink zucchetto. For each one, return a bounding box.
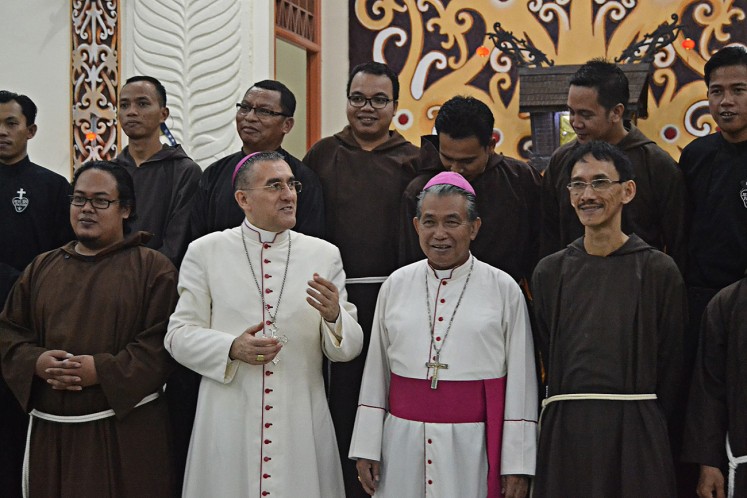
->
[423,171,476,196]
[231,152,263,188]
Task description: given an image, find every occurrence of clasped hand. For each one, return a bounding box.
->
[35,350,98,391]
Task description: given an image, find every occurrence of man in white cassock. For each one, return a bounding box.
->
[349,171,538,498]
[165,151,363,498]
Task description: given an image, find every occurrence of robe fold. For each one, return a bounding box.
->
[682,275,747,497]
[166,222,363,498]
[350,256,538,498]
[0,232,178,498]
[531,235,686,497]
[114,144,202,266]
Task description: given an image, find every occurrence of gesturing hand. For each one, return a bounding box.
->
[355,458,380,496]
[229,322,282,365]
[306,273,340,322]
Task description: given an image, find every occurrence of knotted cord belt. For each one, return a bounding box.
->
[727,434,746,498]
[22,391,160,498]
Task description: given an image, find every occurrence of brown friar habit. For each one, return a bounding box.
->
[682,274,747,497]
[400,135,541,284]
[0,232,178,498]
[540,125,687,273]
[531,235,686,497]
[303,125,418,498]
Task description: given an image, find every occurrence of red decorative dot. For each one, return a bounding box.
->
[436,336,441,341]
[266,320,272,325]
[266,304,273,309]
[427,439,433,444]
[264,259,271,263]
[441,281,447,286]
[263,243,271,249]
[265,288,273,294]
[437,317,444,322]
[428,479,433,485]
[262,492,270,496]
[397,113,409,125]
[264,274,272,278]
[263,474,271,479]
[682,38,695,50]
[265,371,274,376]
[265,388,273,393]
[663,126,678,140]
[264,439,272,444]
[265,423,272,428]
[428,459,432,464]
[476,45,490,57]
[265,405,273,410]
[264,456,271,462]
[440,299,445,303]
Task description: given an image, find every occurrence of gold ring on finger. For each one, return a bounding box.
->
[256,354,265,362]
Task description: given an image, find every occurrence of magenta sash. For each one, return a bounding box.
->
[389,373,507,498]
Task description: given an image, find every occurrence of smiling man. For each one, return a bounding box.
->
[114,75,201,266]
[539,59,686,274]
[167,151,362,498]
[532,141,686,497]
[350,171,538,498]
[0,161,179,497]
[303,61,419,497]
[190,79,324,240]
[400,95,541,285]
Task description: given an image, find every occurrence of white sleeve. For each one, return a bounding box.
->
[348,278,392,461]
[500,282,539,476]
[164,242,239,383]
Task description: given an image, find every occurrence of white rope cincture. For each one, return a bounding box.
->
[537,392,658,439]
[22,391,160,498]
[345,276,388,284]
[727,433,747,498]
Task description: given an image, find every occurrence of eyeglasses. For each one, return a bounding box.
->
[567,179,625,194]
[347,95,394,109]
[235,103,290,119]
[69,195,121,209]
[244,181,303,193]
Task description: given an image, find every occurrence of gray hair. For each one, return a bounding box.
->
[416,184,479,221]
[234,151,285,191]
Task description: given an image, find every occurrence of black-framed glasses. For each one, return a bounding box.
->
[347,95,394,109]
[69,195,121,209]
[235,103,290,119]
[244,181,303,193]
[567,179,626,194]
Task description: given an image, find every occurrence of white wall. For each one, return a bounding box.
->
[320,0,349,137]
[0,1,72,179]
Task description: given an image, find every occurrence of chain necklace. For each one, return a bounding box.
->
[241,227,291,363]
[424,256,474,389]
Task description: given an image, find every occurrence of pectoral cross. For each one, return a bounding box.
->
[266,321,289,365]
[425,355,448,389]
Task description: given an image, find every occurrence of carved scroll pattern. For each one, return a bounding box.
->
[131,0,242,166]
[71,0,119,168]
[353,0,746,160]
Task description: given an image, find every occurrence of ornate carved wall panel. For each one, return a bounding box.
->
[71,0,120,168]
[130,0,243,166]
[349,0,747,160]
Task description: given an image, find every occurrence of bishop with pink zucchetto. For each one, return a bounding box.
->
[350,171,538,498]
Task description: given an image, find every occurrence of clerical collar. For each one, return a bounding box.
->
[428,255,473,280]
[241,219,289,244]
